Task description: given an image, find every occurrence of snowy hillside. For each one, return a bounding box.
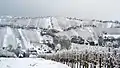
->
[0,16,120,52]
[0,16,120,68]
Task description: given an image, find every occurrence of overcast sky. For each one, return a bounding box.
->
[0,0,120,20]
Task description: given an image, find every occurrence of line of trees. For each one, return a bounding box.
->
[67,17,120,24]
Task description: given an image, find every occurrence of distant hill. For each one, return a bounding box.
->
[0,16,120,49]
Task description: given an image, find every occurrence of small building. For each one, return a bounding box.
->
[103,34,120,39]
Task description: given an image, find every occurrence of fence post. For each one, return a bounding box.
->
[99,54,102,68]
[58,53,60,62]
[79,54,82,68]
[86,52,89,68]
[106,58,110,68]
[83,54,84,68]
[109,58,114,68]
[66,53,68,65]
[76,55,79,68]
[71,54,74,68]
[71,59,74,68]
[94,61,97,68]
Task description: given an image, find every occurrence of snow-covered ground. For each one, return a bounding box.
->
[0,58,71,68]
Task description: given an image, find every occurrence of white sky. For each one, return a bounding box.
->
[0,0,120,20]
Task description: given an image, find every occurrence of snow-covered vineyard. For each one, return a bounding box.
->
[0,16,120,68]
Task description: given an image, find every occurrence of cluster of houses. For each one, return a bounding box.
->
[102,34,120,48]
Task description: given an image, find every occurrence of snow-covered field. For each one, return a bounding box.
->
[0,58,71,68]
